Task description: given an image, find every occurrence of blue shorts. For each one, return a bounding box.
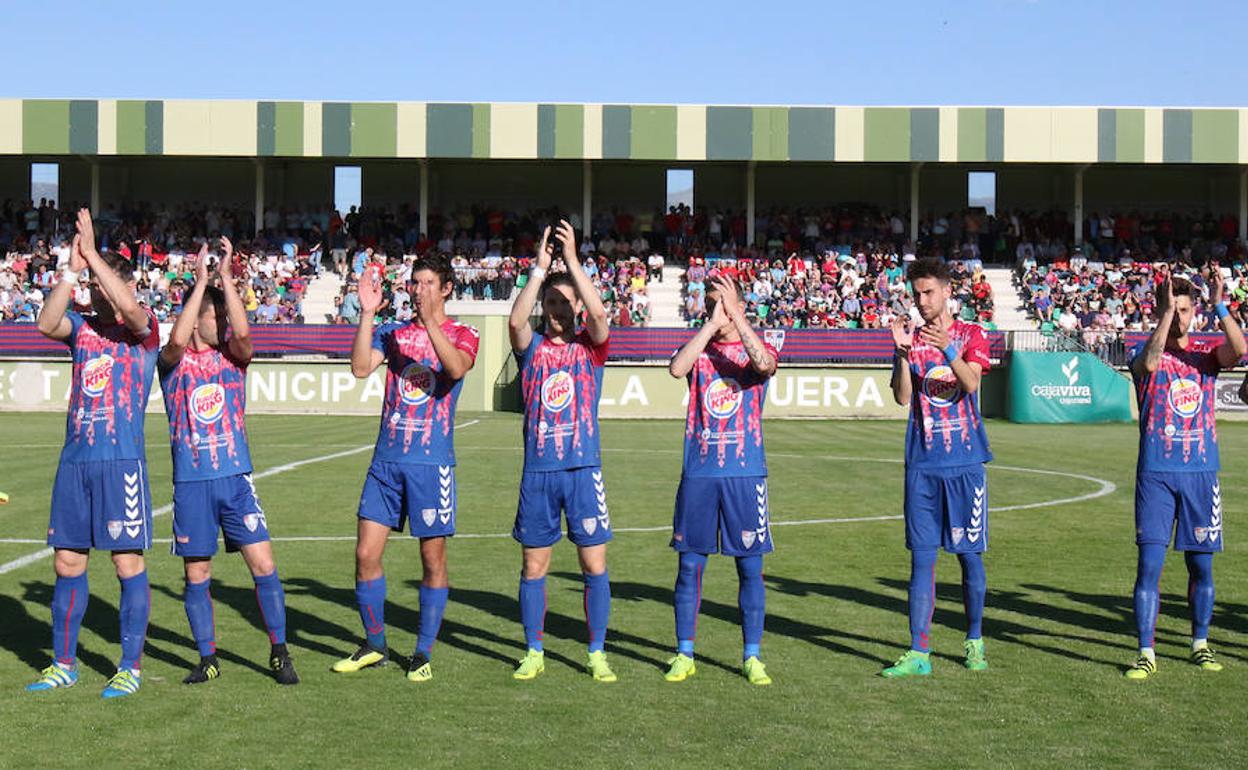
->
[671,475,773,557]
[172,474,269,557]
[359,461,456,538]
[513,467,612,548]
[48,459,154,551]
[904,464,987,553]
[1136,471,1223,552]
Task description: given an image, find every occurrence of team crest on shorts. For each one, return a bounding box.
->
[741,530,757,549]
[421,508,437,527]
[107,520,123,540]
[582,517,598,536]
[243,513,266,533]
[1195,527,1208,544]
[951,527,965,545]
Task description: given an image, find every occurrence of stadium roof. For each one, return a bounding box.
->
[3,100,1247,164]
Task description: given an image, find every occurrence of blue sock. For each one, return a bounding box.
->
[674,552,707,656]
[958,552,986,640]
[736,555,765,660]
[416,585,449,656]
[253,571,287,646]
[1134,544,1166,649]
[583,571,611,653]
[1185,551,1214,641]
[519,575,546,652]
[184,578,216,658]
[355,576,387,651]
[118,570,150,672]
[908,549,938,652]
[51,572,89,668]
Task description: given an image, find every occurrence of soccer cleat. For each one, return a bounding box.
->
[26,663,78,692]
[332,644,387,673]
[880,650,932,678]
[1191,646,1223,672]
[270,650,300,685]
[964,638,988,671]
[586,650,617,683]
[101,669,141,699]
[183,656,221,685]
[512,649,545,680]
[663,654,696,683]
[406,652,433,683]
[742,656,772,686]
[1124,655,1157,680]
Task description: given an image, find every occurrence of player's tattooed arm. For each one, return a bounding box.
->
[351,264,386,378]
[74,209,150,336]
[217,237,253,365]
[508,225,553,352]
[889,316,913,406]
[162,243,211,366]
[557,219,609,345]
[1134,271,1175,377]
[37,234,87,341]
[1209,264,1247,369]
[717,276,776,376]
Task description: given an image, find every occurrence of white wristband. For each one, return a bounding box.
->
[61,268,80,284]
[530,266,547,281]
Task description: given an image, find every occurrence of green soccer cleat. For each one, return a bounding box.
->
[663,654,696,683]
[1124,654,1157,680]
[332,644,387,673]
[880,650,932,678]
[26,663,78,692]
[586,650,617,683]
[964,638,988,671]
[742,656,772,686]
[406,652,433,683]
[183,656,221,685]
[513,649,545,681]
[101,669,141,699]
[1191,646,1223,672]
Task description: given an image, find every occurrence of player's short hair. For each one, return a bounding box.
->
[542,272,576,301]
[412,254,455,289]
[906,257,950,285]
[1170,275,1198,300]
[707,274,743,300]
[101,251,136,282]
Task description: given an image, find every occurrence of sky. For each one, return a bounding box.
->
[7,0,1246,106]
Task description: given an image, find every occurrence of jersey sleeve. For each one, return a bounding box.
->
[962,325,992,373]
[454,323,480,364]
[370,322,395,355]
[137,312,160,349]
[581,330,610,367]
[64,310,85,347]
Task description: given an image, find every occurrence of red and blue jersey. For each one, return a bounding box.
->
[905,320,993,469]
[371,319,479,466]
[159,346,252,482]
[1131,340,1221,473]
[682,339,779,478]
[60,311,159,464]
[517,331,608,471]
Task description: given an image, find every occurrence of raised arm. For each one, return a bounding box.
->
[36,235,86,341]
[889,316,914,406]
[714,275,775,376]
[161,244,210,367]
[558,219,609,345]
[1132,274,1174,378]
[1208,266,1247,369]
[508,226,552,352]
[75,209,149,336]
[218,237,253,365]
[669,301,723,378]
[350,265,386,378]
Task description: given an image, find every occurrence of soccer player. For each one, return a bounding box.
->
[333,255,479,682]
[507,220,616,683]
[664,274,779,686]
[1124,268,1245,679]
[159,238,297,685]
[26,210,158,698]
[882,257,993,678]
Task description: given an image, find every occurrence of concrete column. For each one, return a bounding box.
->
[89,160,100,217]
[745,161,756,247]
[1239,167,1247,243]
[1073,165,1086,247]
[419,159,429,239]
[909,162,923,244]
[582,159,592,239]
[254,161,265,237]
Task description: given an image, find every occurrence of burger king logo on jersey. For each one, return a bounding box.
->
[81,355,115,398]
[704,377,743,419]
[399,363,434,406]
[540,371,575,412]
[1167,377,1203,419]
[922,365,961,407]
[191,384,226,424]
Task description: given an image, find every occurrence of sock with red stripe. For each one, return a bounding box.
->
[51,572,88,668]
[583,571,610,654]
[518,575,546,652]
[355,576,386,651]
[416,585,448,656]
[253,571,287,646]
[118,570,150,672]
[908,549,938,653]
[674,551,707,656]
[184,578,216,657]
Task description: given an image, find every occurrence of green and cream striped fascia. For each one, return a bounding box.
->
[2,100,1246,163]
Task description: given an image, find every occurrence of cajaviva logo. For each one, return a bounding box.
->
[1031,356,1092,404]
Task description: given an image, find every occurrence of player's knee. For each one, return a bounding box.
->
[53,549,88,578]
[184,559,212,583]
[577,545,607,576]
[735,554,763,580]
[521,550,551,580]
[111,551,145,579]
